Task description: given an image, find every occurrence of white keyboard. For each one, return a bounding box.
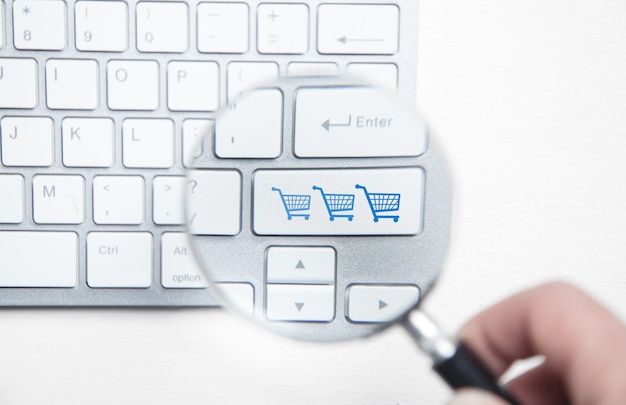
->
[0,0,419,306]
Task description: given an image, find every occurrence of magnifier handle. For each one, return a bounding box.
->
[433,342,520,405]
[403,310,519,405]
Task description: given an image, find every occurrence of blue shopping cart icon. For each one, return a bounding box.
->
[272,187,311,220]
[355,184,401,222]
[313,186,354,221]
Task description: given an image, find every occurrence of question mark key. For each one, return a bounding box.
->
[186,170,241,235]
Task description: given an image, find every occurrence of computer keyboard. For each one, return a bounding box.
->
[0,0,419,306]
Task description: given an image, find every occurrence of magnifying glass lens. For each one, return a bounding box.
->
[185,75,451,342]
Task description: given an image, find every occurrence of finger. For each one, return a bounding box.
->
[459,282,626,404]
[505,362,566,405]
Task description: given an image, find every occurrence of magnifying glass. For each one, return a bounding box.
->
[184,75,518,404]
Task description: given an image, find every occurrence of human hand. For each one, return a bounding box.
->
[447,282,626,405]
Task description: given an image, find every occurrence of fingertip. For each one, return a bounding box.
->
[447,389,510,405]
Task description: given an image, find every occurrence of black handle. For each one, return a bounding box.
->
[434,342,520,405]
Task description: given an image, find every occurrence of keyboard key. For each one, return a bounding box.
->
[197,2,249,54]
[0,58,38,109]
[214,88,283,158]
[87,232,152,288]
[46,59,99,110]
[75,1,128,52]
[161,232,209,288]
[1,116,53,167]
[287,62,339,77]
[33,175,85,224]
[0,231,77,287]
[153,176,185,225]
[0,175,25,224]
[346,63,398,91]
[167,61,219,112]
[182,119,213,167]
[13,0,66,50]
[266,246,335,284]
[0,2,4,48]
[93,176,145,225]
[266,284,335,322]
[253,168,425,236]
[136,2,188,53]
[294,86,427,158]
[187,170,241,236]
[347,284,420,323]
[217,283,254,317]
[227,62,279,101]
[62,118,115,168]
[257,3,308,54]
[122,119,174,168]
[107,60,159,110]
[318,4,399,55]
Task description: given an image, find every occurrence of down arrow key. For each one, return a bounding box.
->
[266,284,335,322]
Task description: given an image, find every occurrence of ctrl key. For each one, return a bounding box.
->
[0,231,78,287]
[87,232,153,288]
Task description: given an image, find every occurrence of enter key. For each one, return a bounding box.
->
[294,87,427,158]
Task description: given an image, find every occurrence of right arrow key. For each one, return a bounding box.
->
[347,284,420,323]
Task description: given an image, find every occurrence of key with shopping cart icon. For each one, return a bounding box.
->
[256,168,424,235]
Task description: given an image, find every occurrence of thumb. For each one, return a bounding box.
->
[448,389,511,405]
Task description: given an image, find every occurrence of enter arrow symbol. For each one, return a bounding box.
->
[378,300,388,310]
[295,302,305,312]
[321,115,352,132]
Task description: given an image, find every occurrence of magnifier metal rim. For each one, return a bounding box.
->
[184,75,452,342]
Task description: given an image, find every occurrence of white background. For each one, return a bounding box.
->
[1,1,626,403]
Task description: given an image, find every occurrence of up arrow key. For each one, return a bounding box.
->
[266,247,336,284]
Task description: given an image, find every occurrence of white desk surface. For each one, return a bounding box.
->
[2,1,625,404]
